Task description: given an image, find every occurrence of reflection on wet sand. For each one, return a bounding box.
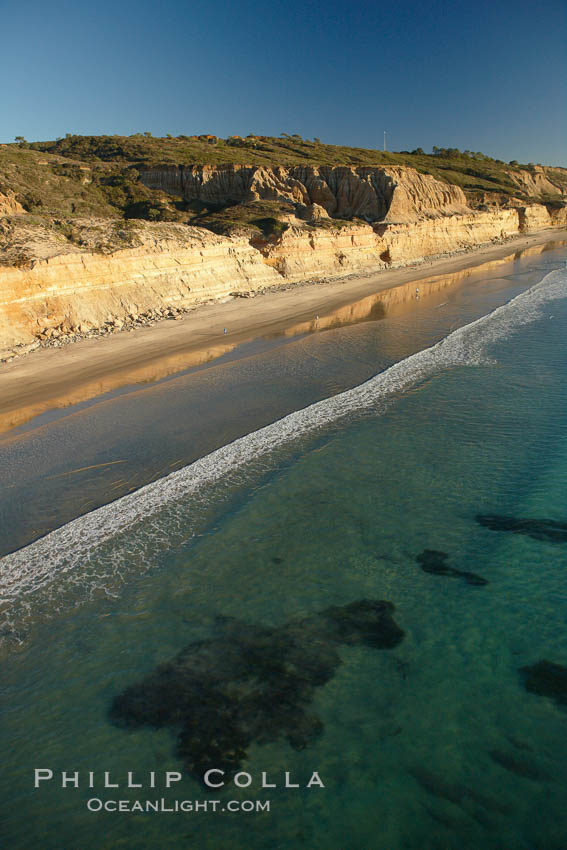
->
[0,340,237,434]
[275,241,562,338]
[276,267,474,337]
[0,240,561,435]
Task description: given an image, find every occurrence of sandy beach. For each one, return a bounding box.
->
[0,228,564,434]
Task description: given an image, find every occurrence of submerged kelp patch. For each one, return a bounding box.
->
[416,550,488,586]
[476,515,567,544]
[109,600,404,784]
[520,660,567,707]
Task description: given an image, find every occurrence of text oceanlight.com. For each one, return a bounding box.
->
[86,798,271,813]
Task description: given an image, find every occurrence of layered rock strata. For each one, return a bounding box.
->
[0,179,565,359]
[0,223,282,354]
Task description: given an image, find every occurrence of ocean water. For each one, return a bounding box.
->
[1,256,567,848]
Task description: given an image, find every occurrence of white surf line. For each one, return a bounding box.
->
[1,269,565,604]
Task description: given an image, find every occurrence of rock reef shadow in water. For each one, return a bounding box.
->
[476,515,567,544]
[520,660,567,708]
[410,766,513,816]
[416,549,488,586]
[488,749,548,782]
[109,599,404,784]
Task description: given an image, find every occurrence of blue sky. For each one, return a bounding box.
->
[2,0,566,165]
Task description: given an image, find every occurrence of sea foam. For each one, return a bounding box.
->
[1,269,565,632]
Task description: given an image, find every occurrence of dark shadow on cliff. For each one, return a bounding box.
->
[109,599,404,785]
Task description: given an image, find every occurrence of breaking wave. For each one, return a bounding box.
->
[1,269,565,639]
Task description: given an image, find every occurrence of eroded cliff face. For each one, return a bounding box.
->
[0,191,25,217]
[0,181,565,359]
[0,222,282,353]
[251,205,566,281]
[510,166,567,198]
[139,164,469,222]
[260,209,522,280]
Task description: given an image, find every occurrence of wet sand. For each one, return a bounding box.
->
[0,229,564,433]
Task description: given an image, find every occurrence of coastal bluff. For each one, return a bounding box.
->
[0,164,565,360]
[137,164,469,222]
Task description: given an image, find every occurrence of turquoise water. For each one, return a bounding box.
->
[1,262,567,848]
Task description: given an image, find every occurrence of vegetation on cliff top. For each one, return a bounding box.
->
[1,134,566,248]
[22,132,567,195]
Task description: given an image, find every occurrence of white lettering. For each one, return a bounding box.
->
[234,772,252,788]
[261,772,276,788]
[285,772,299,788]
[34,769,53,787]
[127,772,142,788]
[165,771,181,788]
[62,771,79,788]
[307,771,324,788]
[204,769,225,788]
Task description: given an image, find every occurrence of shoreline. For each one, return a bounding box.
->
[0,227,565,435]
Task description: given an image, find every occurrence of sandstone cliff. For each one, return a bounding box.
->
[509,166,567,198]
[0,222,282,354]
[1,155,566,361]
[1,200,565,360]
[0,191,25,217]
[252,204,566,281]
[139,164,469,222]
